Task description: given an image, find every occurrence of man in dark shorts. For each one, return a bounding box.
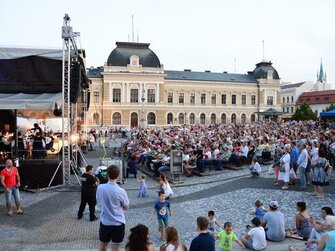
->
[96,165,129,251]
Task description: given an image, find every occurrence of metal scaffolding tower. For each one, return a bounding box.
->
[61,14,78,184]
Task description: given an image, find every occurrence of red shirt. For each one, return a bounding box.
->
[0,167,18,188]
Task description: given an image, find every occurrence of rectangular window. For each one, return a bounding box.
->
[232,95,236,105]
[130,89,138,103]
[190,93,195,104]
[147,89,155,103]
[291,96,294,102]
[221,94,226,105]
[267,96,274,106]
[286,97,289,103]
[283,107,285,112]
[179,93,184,104]
[93,91,100,103]
[283,97,285,103]
[251,95,256,105]
[201,94,206,104]
[291,107,294,113]
[168,92,173,103]
[287,107,289,112]
[242,95,246,105]
[211,94,216,105]
[113,88,121,102]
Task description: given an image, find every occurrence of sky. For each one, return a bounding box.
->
[0,0,334,84]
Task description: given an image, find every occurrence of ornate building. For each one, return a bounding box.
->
[87,42,281,128]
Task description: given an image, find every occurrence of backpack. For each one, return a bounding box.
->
[98,170,108,184]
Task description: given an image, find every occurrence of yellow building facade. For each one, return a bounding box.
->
[87,42,281,128]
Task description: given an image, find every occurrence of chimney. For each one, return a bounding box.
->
[205,70,211,73]
[184,69,191,72]
[223,71,228,73]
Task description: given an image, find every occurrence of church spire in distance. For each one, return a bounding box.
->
[317,58,326,82]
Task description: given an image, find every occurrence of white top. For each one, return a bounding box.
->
[251,162,262,174]
[241,145,249,157]
[164,244,184,251]
[248,227,267,250]
[162,181,173,197]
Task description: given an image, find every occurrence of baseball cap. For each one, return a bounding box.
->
[269,201,279,209]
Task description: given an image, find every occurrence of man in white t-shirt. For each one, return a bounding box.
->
[241,217,267,250]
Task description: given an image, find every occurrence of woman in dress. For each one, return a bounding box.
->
[125,224,156,251]
[312,148,330,197]
[279,145,291,190]
[159,226,187,251]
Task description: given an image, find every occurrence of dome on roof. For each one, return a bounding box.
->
[252,61,280,80]
[107,42,161,67]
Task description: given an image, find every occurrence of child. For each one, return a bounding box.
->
[208,210,221,236]
[217,222,245,251]
[249,200,268,222]
[154,191,172,239]
[137,174,148,197]
[241,217,267,250]
[250,157,262,177]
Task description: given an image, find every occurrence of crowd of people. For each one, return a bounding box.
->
[1,120,335,250]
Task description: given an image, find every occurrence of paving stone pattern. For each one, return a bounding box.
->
[0,148,334,250]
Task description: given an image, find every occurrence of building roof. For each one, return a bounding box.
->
[165,70,258,83]
[107,42,161,68]
[252,61,280,80]
[281,82,305,90]
[87,66,103,78]
[296,90,335,105]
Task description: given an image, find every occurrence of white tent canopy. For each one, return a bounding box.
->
[0,92,62,118]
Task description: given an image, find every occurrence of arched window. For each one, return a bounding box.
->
[231,114,236,124]
[112,112,121,125]
[147,112,156,125]
[241,113,246,123]
[93,113,100,125]
[178,113,185,124]
[221,114,226,124]
[200,113,206,125]
[167,113,173,124]
[210,113,216,124]
[189,113,195,124]
[251,114,256,123]
[131,112,138,128]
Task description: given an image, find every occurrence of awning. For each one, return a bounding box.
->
[320,109,335,118]
[0,93,62,118]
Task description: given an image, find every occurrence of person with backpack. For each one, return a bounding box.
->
[95,165,108,184]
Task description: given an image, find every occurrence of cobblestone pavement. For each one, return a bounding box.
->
[0,147,334,250]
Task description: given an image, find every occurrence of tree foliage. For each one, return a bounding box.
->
[292,102,317,121]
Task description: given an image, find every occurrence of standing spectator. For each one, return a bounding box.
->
[77,165,98,221]
[311,148,330,197]
[96,165,129,251]
[137,174,148,198]
[262,201,285,242]
[88,133,95,151]
[279,145,291,190]
[290,141,299,175]
[154,191,172,239]
[0,159,24,216]
[297,143,309,190]
[125,224,156,251]
[189,216,215,251]
[159,226,187,251]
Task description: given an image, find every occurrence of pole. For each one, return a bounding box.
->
[14,109,18,158]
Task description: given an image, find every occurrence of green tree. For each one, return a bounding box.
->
[325,103,335,112]
[292,102,317,121]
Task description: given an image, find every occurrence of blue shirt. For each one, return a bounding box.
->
[189,232,215,251]
[96,181,129,226]
[290,147,299,164]
[154,200,170,220]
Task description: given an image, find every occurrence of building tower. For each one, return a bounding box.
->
[314,59,330,91]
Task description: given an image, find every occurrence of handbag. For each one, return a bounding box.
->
[279,162,286,172]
